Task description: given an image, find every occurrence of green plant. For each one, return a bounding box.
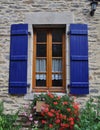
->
[74,96,100,130]
[0,101,20,130]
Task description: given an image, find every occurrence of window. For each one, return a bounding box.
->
[32,28,66,92]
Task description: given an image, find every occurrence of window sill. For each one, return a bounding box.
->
[24,91,67,100]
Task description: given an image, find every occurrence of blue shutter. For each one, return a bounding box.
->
[69,24,89,94]
[9,24,28,94]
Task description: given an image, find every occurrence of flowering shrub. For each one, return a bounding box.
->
[16,93,100,130]
[20,91,79,129]
[31,91,79,130]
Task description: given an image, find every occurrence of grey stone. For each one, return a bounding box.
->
[25,12,74,24]
[90,89,99,93]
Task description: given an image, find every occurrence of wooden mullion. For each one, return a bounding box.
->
[52,57,62,59]
[36,72,47,74]
[36,57,46,59]
[52,72,62,74]
[37,42,46,44]
[48,31,52,88]
[52,42,62,44]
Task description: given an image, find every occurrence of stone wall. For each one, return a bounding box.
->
[0,0,100,112]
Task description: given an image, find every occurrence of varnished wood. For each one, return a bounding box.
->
[32,28,66,92]
[48,31,52,88]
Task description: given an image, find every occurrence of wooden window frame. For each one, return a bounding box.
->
[32,28,66,93]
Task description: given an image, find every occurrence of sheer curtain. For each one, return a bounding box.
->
[36,59,62,80]
[52,59,62,80]
[36,59,46,80]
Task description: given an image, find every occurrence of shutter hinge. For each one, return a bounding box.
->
[28,32,31,35]
[67,31,70,35]
[27,83,30,87]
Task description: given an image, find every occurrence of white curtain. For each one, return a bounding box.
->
[36,59,46,72]
[36,59,46,80]
[52,59,62,80]
[36,59,62,80]
[52,59,62,72]
[36,74,46,80]
[52,74,62,80]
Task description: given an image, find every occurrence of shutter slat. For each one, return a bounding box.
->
[10,82,27,87]
[11,55,27,60]
[71,82,89,87]
[70,30,88,35]
[9,24,28,94]
[11,30,28,35]
[71,55,88,61]
[69,24,89,95]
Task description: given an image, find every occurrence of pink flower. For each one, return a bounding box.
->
[29,114,33,121]
[29,114,32,117]
[33,106,36,110]
[23,112,27,116]
[34,120,38,125]
[29,117,33,121]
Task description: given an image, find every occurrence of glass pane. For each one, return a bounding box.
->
[36,59,46,72]
[37,44,46,57]
[52,29,63,42]
[52,74,62,86]
[37,31,46,42]
[36,74,46,86]
[52,44,62,57]
[52,59,62,72]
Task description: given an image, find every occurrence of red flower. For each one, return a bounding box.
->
[42,120,47,124]
[44,107,49,113]
[59,114,63,119]
[63,115,66,120]
[41,111,45,116]
[68,117,74,126]
[61,123,69,128]
[73,103,79,110]
[62,101,68,105]
[47,112,54,117]
[70,120,74,125]
[49,124,53,128]
[67,108,71,112]
[50,109,55,113]
[68,117,74,121]
[53,102,58,105]
[57,96,61,100]
[56,112,59,116]
[55,119,60,124]
[47,91,54,98]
